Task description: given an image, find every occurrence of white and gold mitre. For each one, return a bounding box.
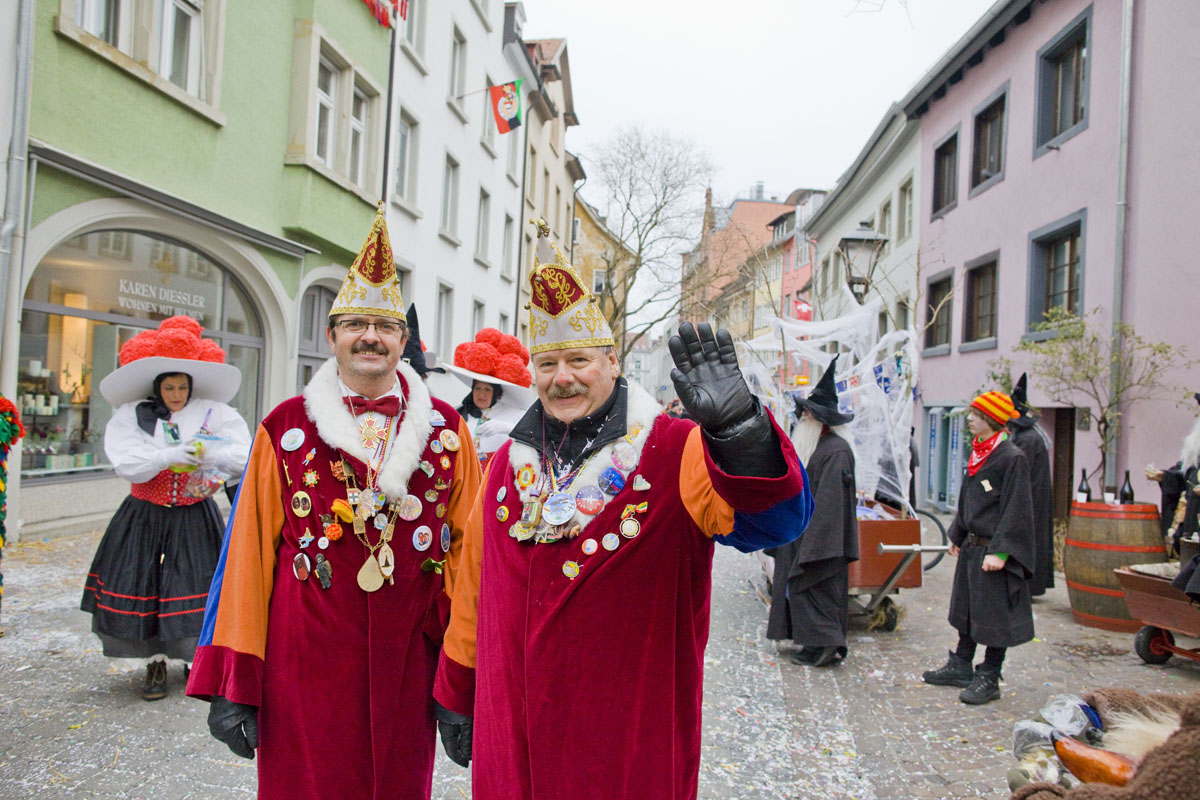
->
[329,206,405,319]
[526,218,615,355]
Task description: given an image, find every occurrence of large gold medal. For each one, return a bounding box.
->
[357,554,385,592]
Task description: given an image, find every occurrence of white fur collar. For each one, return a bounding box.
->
[508,381,663,531]
[302,357,434,499]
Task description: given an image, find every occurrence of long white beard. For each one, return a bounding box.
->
[790,415,824,464]
[1180,416,1200,470]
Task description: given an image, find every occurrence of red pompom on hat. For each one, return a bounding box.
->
[447,328,534,401]
[475,327,503,347]
[99,316,241,407]
[494,353,532,387]
[460,342,500,374]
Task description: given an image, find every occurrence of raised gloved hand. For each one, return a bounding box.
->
[207,696,259,759]
[159,442,202,471]
[668,322,756,435]
[434,700,473,767]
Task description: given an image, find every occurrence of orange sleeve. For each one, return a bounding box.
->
[441,454,493,671]
[442,416,482,600]
[208,425,286,659]
[679,426,736,538]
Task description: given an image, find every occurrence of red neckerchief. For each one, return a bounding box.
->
[967,430,1007,476]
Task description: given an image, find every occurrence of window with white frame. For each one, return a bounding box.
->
[898,179,914,241]
[441,154,460,236]
[158,0,201,96]
[475,188,491,261]
[402,0,423,54]
[76,0,124,47]
[506,121,520,180]
[472,300,485,332]
[593,269,607,294]
[315,56,337,168]
[349,86,369,188]
[526,147,538,204]
[394,108,418,202]
[448,26,466,109]
[481,77,496,153]
[502,214,515,278]
[499,311,509,333]
[436,284,454,357]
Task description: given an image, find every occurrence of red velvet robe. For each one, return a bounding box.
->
[435,388,810,800]
[187,359,480,800]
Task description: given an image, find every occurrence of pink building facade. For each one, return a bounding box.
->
[910,0,1200,514]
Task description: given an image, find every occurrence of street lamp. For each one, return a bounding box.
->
[838,221,889,305]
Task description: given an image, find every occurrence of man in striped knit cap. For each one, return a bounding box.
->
[922,391,1035,705]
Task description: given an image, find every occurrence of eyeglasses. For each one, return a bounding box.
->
[335,319,406,336]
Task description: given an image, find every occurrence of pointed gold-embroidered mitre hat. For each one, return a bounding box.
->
[526,218,615,355]
[329,206,405,319]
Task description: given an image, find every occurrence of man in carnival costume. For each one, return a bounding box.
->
[1007,373,1055,596]
[766,354,859,668]
[432,220,814,799]
[186,209,482,799]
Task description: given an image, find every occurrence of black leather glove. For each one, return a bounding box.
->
[669,322,756,435]
[208,696,259,760]
[669,322,784,478]
[434,700,473,767]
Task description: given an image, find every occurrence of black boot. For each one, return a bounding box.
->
[810,645,846,667]
[142,659,168,701]
[959,665,1002,705]
[921,651,974,687]
[789,646,821,665]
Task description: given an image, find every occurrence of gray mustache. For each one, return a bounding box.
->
[547,383,585,399]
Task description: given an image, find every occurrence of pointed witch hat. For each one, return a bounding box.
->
[401,303,444,376]
[1009,372,1037,428]
[793,354,853,426]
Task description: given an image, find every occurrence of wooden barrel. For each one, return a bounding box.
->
[1064,502,1165,632]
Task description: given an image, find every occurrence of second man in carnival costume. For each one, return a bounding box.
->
[186,210,481,799]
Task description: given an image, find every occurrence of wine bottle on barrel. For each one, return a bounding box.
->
[1119,470,1135,504]
[1076,469,1091,503]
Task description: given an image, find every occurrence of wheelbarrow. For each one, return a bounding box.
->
[847,510,949,631]
[1113,566,1200,665]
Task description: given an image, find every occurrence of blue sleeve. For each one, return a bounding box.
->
[715,480,814,554]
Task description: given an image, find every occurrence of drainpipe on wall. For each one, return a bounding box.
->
[1107,0,1135,490]
[0,0,34,372]
[511,100,532,338]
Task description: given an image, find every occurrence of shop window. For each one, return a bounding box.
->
[19,229,264,481]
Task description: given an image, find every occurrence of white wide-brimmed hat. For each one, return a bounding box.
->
[445,363,535,408]
[98,316,242,407]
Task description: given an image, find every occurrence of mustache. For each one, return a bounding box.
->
[352,344,388,355]
[547,383,586,399]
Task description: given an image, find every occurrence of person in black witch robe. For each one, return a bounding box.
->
[1008,373,1055,596]
[923,391,1035,705]
[1148,395,1200,552]
[766,355,859,667]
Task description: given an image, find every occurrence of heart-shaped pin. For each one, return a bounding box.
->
[632,475,651,491]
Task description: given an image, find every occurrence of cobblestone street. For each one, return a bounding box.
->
[1,530,1197,799]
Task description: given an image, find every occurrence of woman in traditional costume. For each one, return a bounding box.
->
[82,316,250,700]
[446,328,534,466]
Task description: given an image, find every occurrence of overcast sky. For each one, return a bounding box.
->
[519,0,997,206]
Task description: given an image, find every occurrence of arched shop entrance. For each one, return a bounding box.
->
[18,229,265,482]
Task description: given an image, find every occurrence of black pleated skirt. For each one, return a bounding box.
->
[81,495,224,661]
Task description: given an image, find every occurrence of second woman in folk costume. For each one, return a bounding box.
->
[186,209,482,800]
[432,220,814,800]
[923,391,1035,706]
[446,328,535,466]
[83,316,251,700]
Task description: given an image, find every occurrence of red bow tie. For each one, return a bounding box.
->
[343,395,401,417]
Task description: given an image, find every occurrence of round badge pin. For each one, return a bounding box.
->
[280,428,305,452]
[290,491,313,518]
[574,485,604,516]
[425,489,440,503]
[611,441,638,472]
[496,485,507,503]
[619,517,641,539]
[440,429,461,452]
[435,503,447,518]
[398,494,423,521]
[293,552,311,581]
[581,538,599,556]
[413,525,434,551]
[562,560,581,580]
[602,532,620,551]
[440,523,451,553]
[440,455,452,470]
[542,492,577,526]
[374,512,388,530]
[317,535,330,549]
[430,439,444,454]
[597,467,626,496]
[516,464,536,489]
[496,505,510,522]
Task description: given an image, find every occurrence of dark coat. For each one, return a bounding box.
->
[1158,460,1199,542]
[1009,424,1055,594]
[947,439,1035,648]
[766,432,858,641]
